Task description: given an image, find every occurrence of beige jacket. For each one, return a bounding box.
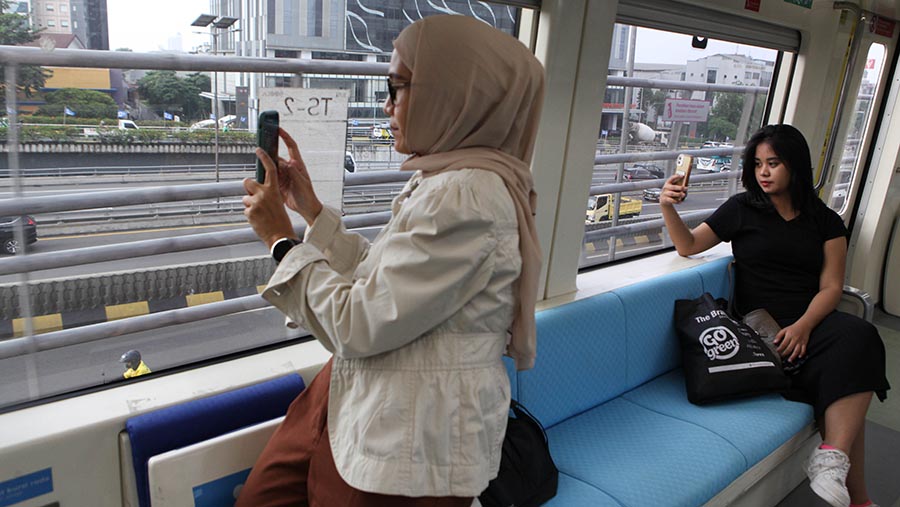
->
[263,168,520,497]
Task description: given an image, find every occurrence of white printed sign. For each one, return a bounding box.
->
[259,88,349,212]
[662,98,711,123]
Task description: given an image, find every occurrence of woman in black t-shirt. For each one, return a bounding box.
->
[660,124,889,507]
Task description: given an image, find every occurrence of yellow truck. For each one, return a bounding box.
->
[586,193,642,223]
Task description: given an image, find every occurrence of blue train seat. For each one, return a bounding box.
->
[123,373,305,507]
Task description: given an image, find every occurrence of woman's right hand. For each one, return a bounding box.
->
[659,174,687,207]
[267,128,323,225]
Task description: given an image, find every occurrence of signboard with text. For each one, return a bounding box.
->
[662,99,711,123]
[259,88,349,213]
[869,16,896,38]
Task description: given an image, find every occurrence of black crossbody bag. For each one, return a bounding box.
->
[479,399,558,507]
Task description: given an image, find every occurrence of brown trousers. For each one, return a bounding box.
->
[236,358,475,507]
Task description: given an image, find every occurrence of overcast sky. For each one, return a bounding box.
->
[107,2,777,63]
[107,0,209,52]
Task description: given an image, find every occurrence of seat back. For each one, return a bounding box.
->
[124,374,304,507]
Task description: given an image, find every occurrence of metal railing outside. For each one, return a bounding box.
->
[2,44,762,363]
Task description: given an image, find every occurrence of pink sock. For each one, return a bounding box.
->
[820,444,838,450]
[850,501,872,507]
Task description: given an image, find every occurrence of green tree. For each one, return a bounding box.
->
[0,0,52,109]
[37,88,117,118]
[711,92,744,126]
[697,92,744,141]
[137,71,211,120]
[640,88,669,127]
[706,116,737,141]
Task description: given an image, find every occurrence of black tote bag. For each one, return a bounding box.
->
[674,293,790,405]
[479,399,558,507]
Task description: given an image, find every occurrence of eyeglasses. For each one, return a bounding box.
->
[386,78,410,103]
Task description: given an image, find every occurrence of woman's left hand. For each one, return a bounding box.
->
[243,149,297,248]
[773,322,812,363]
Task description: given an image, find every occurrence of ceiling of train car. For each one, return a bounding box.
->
[858,0,900,19]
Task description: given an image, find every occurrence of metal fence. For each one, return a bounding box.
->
[2,44,759,360]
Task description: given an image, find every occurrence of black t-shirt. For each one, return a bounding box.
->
[704,193,848,321]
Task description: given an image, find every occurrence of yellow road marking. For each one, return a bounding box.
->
[186,291,225,306]
[106,302,150,321]
[13,314,63,337]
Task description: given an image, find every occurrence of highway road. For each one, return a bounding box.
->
[0,304,310,408]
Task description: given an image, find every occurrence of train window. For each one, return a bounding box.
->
[0,1,535,410]
[826,43,886,214]
[580,24,781,268]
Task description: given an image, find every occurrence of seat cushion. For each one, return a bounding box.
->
[612,269,704,390]
[546,397,746,507]
[622,369,814,467]
[544,472,623,507]
[521,293,627,428]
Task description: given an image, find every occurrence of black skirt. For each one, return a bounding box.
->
[777,311,890,420]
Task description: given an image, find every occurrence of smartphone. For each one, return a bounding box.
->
[675,153,693,186]
[256,111,280,183]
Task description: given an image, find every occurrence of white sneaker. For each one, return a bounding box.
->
[806,447,851,507]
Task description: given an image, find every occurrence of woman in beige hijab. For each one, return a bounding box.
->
[239,14,544,506]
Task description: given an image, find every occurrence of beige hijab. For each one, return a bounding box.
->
[394,15,544,371]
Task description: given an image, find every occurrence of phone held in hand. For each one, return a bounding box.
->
[256,110,280,183]
[675,153,693,186]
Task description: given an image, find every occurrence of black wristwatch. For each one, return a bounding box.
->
[271,237,301,263]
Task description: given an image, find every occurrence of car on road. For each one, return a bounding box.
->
[696,155,734,173]
[1,216,38,255]
[642,188,661,201]
[344,151,356,173]
[623,164,665,181]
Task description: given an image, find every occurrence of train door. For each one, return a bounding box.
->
[831,9,900,311]
[818,10,896,221]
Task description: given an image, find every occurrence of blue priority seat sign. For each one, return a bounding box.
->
[0,468,53,507]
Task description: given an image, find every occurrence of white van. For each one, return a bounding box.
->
[118,120,139,130]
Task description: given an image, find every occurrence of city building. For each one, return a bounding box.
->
[684,53,773,95]
[29,0,108,49]
[206,0,519,128]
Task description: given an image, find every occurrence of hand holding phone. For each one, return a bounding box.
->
[256,111,280,183]
[675,153,693,187]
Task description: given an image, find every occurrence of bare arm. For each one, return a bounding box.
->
[659,174,722,256]
[774,237,846,362]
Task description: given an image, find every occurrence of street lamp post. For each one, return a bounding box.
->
[191,14,238,185]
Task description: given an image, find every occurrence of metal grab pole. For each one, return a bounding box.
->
[818,3,866,190]
[610,26,637,262]
[213,27,220,186]
[5,62,40,399]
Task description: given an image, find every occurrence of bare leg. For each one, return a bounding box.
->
[821,392,873,505]
[846,423,869,505]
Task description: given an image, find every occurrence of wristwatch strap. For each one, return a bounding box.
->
[271,237,301,263]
